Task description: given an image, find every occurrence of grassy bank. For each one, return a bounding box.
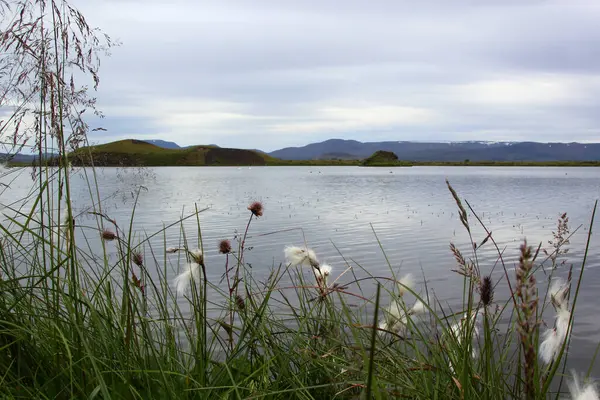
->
[1,1,600,398]
[68,140,273,167]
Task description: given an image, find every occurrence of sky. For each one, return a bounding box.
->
[72,0,600,152]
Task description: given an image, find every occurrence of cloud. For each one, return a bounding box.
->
[69,0,600,150]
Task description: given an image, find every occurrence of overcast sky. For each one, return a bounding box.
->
[73,0,600,151]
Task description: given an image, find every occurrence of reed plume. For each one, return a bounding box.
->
[539,278,571,365]
[515,241,538,399]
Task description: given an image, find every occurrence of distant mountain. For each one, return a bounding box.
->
[142,140,181,149]
[269,139,600,162]
[0,152,56,164]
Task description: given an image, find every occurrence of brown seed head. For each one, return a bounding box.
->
[480,276,493,306]
[219,239,232,254]
[131,251,143,266]
[101,229,116,241]
[247,201,263,217]
[235,294,245,310]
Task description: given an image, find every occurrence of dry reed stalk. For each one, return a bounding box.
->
[446,180,470,233]
[515,240,539,400]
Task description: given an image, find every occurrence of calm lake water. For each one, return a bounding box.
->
[2,166,600,374]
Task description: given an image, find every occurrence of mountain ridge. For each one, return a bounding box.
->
[268,139,600,161]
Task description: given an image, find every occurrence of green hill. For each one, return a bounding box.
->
[70,139,274,166]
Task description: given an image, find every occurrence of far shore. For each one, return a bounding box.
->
[6,160,600,167]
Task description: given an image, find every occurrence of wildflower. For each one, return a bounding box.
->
[315,264,332,281]
[377,274,424,336]
[219,239,232,254]
[380,297,427,336]
[449,311,481,346]
[131,251,143,266]
[173,262,201,295]
[377,320,388,332]
[568,371,599,400]
[189,248,203,264]
[539,307,571,365]
[410,298,426,315]
[284,245,319,268]
[247,201,263,217]
[166,247,181,253]
[397,274,414,297]
[549,278,569,311]
[447,310,481,373]
[539,278,572,365]
[480,276,494,307]
[101,229,116,241]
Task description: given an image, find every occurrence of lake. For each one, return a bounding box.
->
[2,166,600,374]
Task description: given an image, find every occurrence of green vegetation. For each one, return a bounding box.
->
[70,139,271,166]
[361,150,412,167]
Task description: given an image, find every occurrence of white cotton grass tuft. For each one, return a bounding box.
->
[379,296,427,336]
[189,248,203,264]
[539,327,562,365]
[410,299,426,315]
[539,277,572,365]
[315,263,332,280]
[166,247,182,253]
[397,274,414,297]
[447,310,481,374]
[284,246,319,267]
[173,262,201,295]
[540,307,571,364]
[549,278,570,310]
[377,275,428,337]
[568,371,599,400]
[449,311,481,346]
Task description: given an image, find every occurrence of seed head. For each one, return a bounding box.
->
[480,276,494,306]
[248,201,263,217]
[131,251,143,266]
[235,294,245,310]
[101,229,116,241]
[219,239,232,254]
[190,248,203,264]
[284,246,319,268]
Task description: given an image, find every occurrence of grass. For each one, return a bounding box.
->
[1,1,600,398]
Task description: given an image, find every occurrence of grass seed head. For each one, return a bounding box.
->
[101,229,116,241]
[248,201,263,217]
[480,276,494,307]
[131,251,143,266]
[219,239,232,254]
